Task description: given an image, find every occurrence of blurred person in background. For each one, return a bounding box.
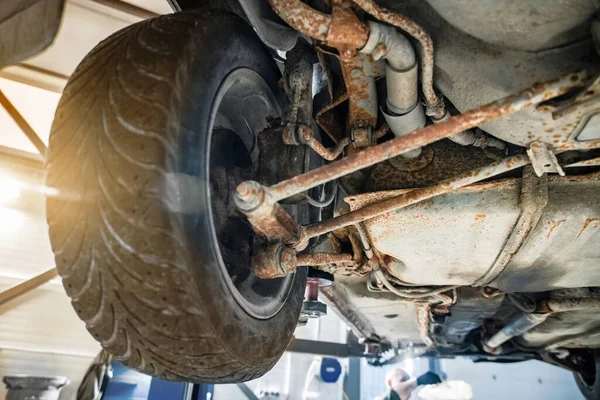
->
[375,367,442,400]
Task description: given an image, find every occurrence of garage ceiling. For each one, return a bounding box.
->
[0,0,172,154]
[0,3,172,396]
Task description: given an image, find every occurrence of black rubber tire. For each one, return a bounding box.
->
[46,10,306,383]
[575,351,600,400]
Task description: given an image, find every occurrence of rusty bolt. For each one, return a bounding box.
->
[234,180,265,212]
[252,243,298,279]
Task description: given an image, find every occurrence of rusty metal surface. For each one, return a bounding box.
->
[327,3,370,60]
[543,297,600,313]
[297,252,355,266]
[389,0,598,153]
[235,182,301,244]
[310,136,351,161]
[315,89,350,144]
[268,0,369,56]
[301,154,529,242]
[340,53,381,135]
[387,146,434,172]
[490,171,600,292]
[526,141,566,177]
[252,249,356,278]
[474,167,548,287]
[314,45,385,144]
[268,0,331,42]
[265,70,588,203]
[252,243,298,279]
[416,303,434,348]
[550,74,600,120]
[351,0,444,118]
[345,179,522,286]
[485,313,549,350]
[298,125,350,161]
[373,123,390,140]
[522,288,600,349]
[565,156,600,167]
[335,170,600,291]
[368,140,494,190]
[283,40,315,138]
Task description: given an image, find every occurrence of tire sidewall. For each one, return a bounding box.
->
[175,11,306,364]
[575,351,600,400]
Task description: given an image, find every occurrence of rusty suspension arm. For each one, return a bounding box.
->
[267,71,588,203]
[303,154,529,240]
[235,71,589,250]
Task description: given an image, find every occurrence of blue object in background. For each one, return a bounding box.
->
[103,362,152,400]
[320,358,342,383]
[147,379,191,400]
[103,362,213,400]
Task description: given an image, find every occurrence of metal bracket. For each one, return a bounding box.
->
[526,141,565,177]
[547,73,600,120]
[475,166,548,286]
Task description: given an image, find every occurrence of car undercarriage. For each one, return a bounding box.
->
[233,0,600,384]
[5,0,600,396]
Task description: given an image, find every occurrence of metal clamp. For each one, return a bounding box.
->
[526,141,565,177]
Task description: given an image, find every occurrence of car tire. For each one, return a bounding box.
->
[575,351,600,400]
[46,10,306,383]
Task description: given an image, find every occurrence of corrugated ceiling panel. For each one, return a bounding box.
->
[0,283,100,356]
[0,204,56,281]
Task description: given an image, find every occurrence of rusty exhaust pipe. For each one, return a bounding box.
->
[350,0,445,119]
[484,313,549,352]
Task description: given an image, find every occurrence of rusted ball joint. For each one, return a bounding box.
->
[234,180,265,212]
[251,243,298,279]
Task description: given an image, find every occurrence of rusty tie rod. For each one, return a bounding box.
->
[235,71,590,245]
[266,71,588,202]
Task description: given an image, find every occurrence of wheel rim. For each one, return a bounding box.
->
[578,366,597,390]
[207,68,295,320]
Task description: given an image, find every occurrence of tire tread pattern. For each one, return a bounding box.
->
[46,11,281,382]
